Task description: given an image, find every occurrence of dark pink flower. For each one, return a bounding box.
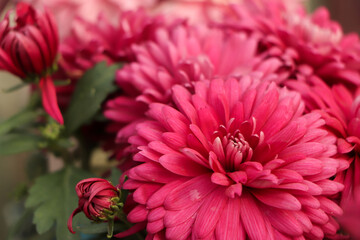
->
[104,23,262,162]
[120,77,347,239]
[286,76,360,235]
[0,3,58,77]
[0,3,63,124]
[68,178,121,234]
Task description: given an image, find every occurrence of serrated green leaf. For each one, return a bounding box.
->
[0,134,43,156]
[64,62,121,134]
[0,110,39,135]
[25,167,93,240]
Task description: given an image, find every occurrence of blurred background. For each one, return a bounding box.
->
[1,0,360,239]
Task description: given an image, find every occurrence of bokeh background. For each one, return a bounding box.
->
[1,0,360,239]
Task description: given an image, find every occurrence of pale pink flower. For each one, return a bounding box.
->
[118,76,347,240]
[104,23,262,161]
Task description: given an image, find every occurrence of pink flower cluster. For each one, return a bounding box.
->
[22,0,360,239]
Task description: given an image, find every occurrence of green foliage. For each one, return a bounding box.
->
[0,110,39,135]
[25,167,93,240]
[0,133,43,156]
[108,168,122,187]
[26,153,48,181]
[64,62,121,134]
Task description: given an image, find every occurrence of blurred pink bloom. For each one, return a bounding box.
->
[104,23,263,162]
[68,178,120,234]
[22,0,158,38]
[0,3,63,124]
[286,77,360,235]
[119,77,347,239]
[338,186,360,239]
[54,9,165,110]
[225,3,360,86]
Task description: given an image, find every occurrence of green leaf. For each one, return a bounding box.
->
[108,168,122,187]
[0,110,39,135]
[26,153,48,181]
[25,167,93,240]
[0,134,43,156]
[2,81,28,93]
[64,62,121,134]
[53,79,71,86]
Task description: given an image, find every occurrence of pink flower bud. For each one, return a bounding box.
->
[67,178,121,234]
[0,2,58,78]
[0,3,63,124]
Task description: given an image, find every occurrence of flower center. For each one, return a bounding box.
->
[209,118,271,198]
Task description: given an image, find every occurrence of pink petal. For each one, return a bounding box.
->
[148,207,166,222]
[39,76,64,124]
[317,196,343,217]
[146,218,164,234]
[147,180,185,209]
[159,153,209,177]
[239,192,274,240]
[164,174,216,211]
[164,201,202,228]
[127,205,148,223]
[265,208,303,237]
[252,189,301,211]
[215,197,245,240]
[165,214,195,240]
[193,188,227,239]
[133,183,162,205]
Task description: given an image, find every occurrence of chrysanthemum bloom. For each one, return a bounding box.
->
[104,23,262,161]
[55,9,164,109]
[0,3,63,124]
[286,76,360,217]
[23,0,159,38]
[68,178,122,234]
[120,77,348,240]
[225,3,360,86]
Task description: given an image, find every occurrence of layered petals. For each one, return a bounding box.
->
[122,76,345,239]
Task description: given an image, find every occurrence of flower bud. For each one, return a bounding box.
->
[67,178,122,234]
[0,3,63,124]
[0,2,58,78]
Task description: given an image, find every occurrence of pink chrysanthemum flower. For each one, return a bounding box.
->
[286,77,360,221]
[104,23,262,160]
[120,76,348,240]
[55,9,164,109]
[23,0,159,38]
[225,3,360,86]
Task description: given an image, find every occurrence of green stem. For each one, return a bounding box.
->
[107,218,114,238]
